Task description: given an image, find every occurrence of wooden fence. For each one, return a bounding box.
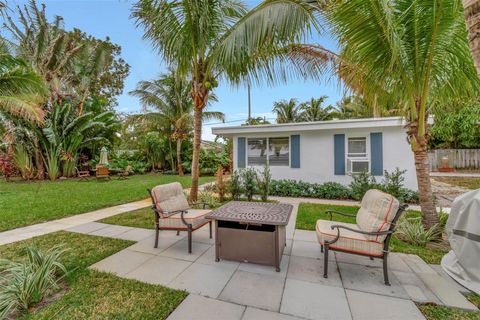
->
[428,149,480,171]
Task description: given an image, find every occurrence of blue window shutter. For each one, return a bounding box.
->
[370,132,383,176]
[237,137,246,168]
[291,135,300,168]
[334,134,345,175]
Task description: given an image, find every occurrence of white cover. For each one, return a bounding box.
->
[441,189,480,294]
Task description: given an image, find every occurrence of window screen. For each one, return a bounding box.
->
[247,138,267,165]
[348,137,367,157]
[268,137,289,166]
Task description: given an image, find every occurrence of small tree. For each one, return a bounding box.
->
[242,168,258,201]
[257,165,272,201]
[229,170,242,201]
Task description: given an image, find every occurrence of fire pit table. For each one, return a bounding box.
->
[206,201,292,272]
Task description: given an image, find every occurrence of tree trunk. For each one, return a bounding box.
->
[464,0,480,76]
[176,138,184,176]
[190,107,203,202]
[413,147,438,229]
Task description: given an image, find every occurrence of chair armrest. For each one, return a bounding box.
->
[324,225,393,246]
[190,201,209,209]
[326,210,356,221]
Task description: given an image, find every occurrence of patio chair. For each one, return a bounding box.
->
[316,189,408,285]
[76,167,90,181]
[96,165,110,180]
[147,182,212,253]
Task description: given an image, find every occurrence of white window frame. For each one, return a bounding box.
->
[246,136,290,167]
[346,136,370,174]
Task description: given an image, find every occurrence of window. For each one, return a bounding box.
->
[247,137,289,166]
[347,137,369,173]
[247,138,267,165]
[269,137,289,166]
[347,137,367,157]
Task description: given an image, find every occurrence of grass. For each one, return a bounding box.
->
[418,294,480,320]
[433,176,480,190]
[296,203,449,264]
[0,231,187,319]
[0,174,214,232]
[101,207,154,229]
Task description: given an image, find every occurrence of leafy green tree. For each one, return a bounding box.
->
[299,96,334,121]
[431,99,480,149]
[130,71,224,175]
[272,98,301,123]
[132,0,316,201]
[325,0,480,228]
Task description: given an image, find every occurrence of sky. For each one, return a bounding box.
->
[7,0,344,140]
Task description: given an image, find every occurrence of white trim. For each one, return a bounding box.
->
[345,134,370,174]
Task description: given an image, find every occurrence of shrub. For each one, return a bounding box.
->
[198,191,219,208]
[399,188,419,204]
[0,245,68,318]
[315,182,352,199]
[269,180,351,199]
[382,168,406,197]
[349,171,380,200]
[228,170,242,200]
[241,168,257,201]
[257,166,272,201]
[396,217,440,247]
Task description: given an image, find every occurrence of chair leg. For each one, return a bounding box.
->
[323,244,329,278]
[370,257,374,261]
[321,245,324,253]
[187,225,192,254]
[154,225,159,248]
[383,254,390,286]
[176,230,180,236]
[209,221,212,239]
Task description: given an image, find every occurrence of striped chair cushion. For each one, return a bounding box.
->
[316,220,383,256]
[159,209,210,230]
[151,182,190,217]
[356,189,399,242]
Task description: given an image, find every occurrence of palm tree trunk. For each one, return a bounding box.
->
[464,0,480,76]
[176,138,184,176]
[190,107,202,202]
[412,143,438,230]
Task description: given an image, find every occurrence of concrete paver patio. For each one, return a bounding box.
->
[67,197,477,320]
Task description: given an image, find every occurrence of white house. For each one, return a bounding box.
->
[212,117,418,190]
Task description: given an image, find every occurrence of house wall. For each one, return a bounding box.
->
[231,126,418,190]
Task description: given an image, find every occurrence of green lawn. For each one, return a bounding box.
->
[0,174,214,232]
[101,207,154,229]
[433,176,480,190]
[296,203,449,264]
[418,294,480,320]
[0,231,187,319]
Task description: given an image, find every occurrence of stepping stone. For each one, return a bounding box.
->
[127,234,182,255]
[124,255,191,285]
[338,262,409,299]
[291,240,335,261]
[242,307,304,320]
[392,270,441,304]
[280,279,352,320]
[114,228,154,241]
[169,262,237,298]
[65,222,109,234]
[238,255,289,278]
[293,229,317,242]
[429,264,471,295]
[159,240,211,262]
[90,249,154,276]
[219,270,285,312]
[287,255,342,287]
[167,294,245,320]
[346,289,425,320]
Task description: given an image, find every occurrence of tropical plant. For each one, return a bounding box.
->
[0,153,14,181]
[325,0,480,228]
[257,165,272,201]
[132,0,316,201]
[0,245,68,319]
[0,44,45,122]
[198,190,220,208]
[229,170,242,200]
[463,0,480,76]
[129,71,224,175]
[298,96,334,121]
[332,95,372,119]
[241,168,257,201]
[140,131,166,171]
[396,217,440,247]
[272,98,301,123]
[12,145,34,180]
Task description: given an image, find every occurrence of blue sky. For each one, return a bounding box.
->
[8,0,344,140]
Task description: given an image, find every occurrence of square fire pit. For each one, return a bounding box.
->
[206,201,293,271]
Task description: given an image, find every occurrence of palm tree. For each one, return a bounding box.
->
[132,0,316,201]
[299,96,334,121]
[0,46,45,122]
[272,98,301,123]
[130,71,224,176]
[324,0,480,229]
[333,95,371,119]
[463,0,480,75]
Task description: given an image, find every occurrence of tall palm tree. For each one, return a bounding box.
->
[132,0,316,201]
[0,46,45,122]
[463,0,480,75]
[333,95,371,119]
[130,71,224,176]
[272,98,301,123]
[299,96,334,121]
[324,0,480,229]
